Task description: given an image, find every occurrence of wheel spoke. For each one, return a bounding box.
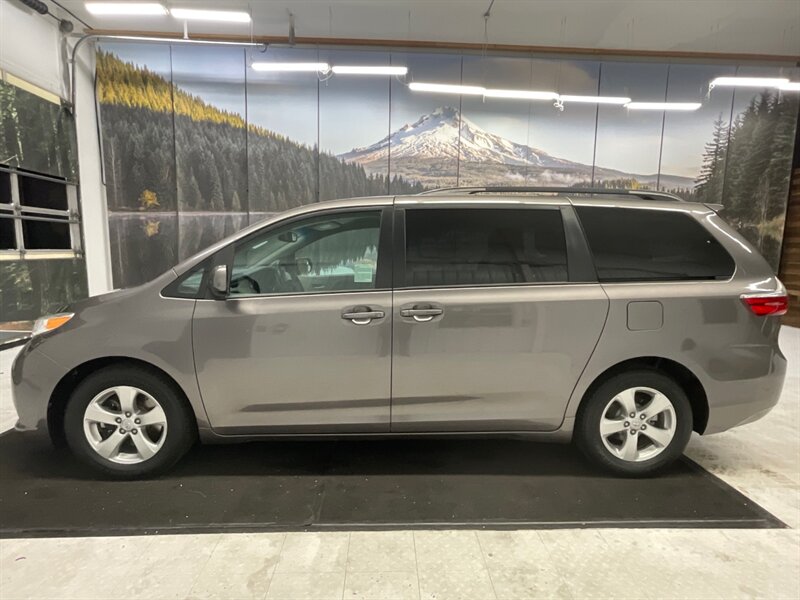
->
[641,426,673,448]
[130,431,159,460]
[600,418,627,437]
[94,430,127,459]
[114,386,138,414]
[619,432,639,461]
[644,392,672,418]
[84,403,120,425]
[137,405,167,427]
[614,388,637,415]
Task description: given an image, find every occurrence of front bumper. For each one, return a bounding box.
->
[11,342,66,433]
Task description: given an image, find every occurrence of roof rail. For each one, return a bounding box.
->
[416,186,687,202]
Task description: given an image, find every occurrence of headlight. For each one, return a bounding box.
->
[32,313,74,336]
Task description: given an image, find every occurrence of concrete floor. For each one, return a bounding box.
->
[0,328,798,600]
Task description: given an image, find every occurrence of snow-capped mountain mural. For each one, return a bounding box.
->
[93,44,798,290]
[339,106,694,190]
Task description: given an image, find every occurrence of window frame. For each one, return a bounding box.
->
[0,166,82,260]
[393,204,596,290]
[215,206,394,300]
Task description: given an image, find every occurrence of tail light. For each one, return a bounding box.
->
[741,294,789,316]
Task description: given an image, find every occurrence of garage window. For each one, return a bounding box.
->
[575,206,735,282]
[0,167,80,258]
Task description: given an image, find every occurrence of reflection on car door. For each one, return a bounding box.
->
[391,205,608,432]
[192,207,393,434]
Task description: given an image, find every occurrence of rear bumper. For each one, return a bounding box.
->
[703,348,787,434]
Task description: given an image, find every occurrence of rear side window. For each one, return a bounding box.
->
[403,208,568,287]
[575,206,735,282]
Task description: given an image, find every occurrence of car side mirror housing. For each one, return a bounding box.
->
[210,265,228,297]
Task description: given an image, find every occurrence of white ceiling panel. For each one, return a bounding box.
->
[49,0,800,57]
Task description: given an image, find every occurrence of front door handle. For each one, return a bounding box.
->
[400,306,444,322]
[342,307,385,325]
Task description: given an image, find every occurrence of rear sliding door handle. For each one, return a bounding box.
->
[400,306,443,322]
[342,308,385,325]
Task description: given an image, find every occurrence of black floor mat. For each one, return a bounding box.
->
[0,431,783,537]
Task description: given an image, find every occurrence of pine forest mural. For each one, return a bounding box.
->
[96,44,799,288]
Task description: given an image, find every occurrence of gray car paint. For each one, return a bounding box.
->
[193,290,393,433]
[391,284,608,432]
[11,193,787,445]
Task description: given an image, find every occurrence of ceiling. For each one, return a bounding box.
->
[51,0,800,58]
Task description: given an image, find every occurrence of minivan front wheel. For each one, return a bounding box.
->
[64,366,196,478]
[576,370,693,476]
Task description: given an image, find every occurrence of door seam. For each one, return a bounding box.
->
[188,298,214,428]
[560,284,611,427]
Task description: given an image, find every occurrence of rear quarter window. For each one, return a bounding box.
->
[575,206,735,282]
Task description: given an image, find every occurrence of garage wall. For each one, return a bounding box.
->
[94,42,799,289]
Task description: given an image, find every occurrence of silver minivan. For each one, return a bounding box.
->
[11,188,788,478]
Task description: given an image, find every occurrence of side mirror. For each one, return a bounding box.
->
[210,265,228,297]
[296,257,313,275]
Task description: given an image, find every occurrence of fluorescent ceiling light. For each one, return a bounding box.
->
[409,82,486,95]
[170,8,251,22]
[85,2,167,15]
[484,89,559,100]
[710,76,789,88]
[107,35,260,46]
[779,81,800,91]
[559,95,631,105]
[251,62,330,72]
[331,66,408,75]
[625,101,702,111]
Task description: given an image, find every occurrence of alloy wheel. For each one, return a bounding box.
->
[599,386,677,462]
[82,385,168,464]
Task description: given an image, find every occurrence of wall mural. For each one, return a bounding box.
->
[96,43,799,289]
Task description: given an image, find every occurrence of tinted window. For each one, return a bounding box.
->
[0,171,10,204]
[231,211,381,296]
[21,218,71,249]
[403,208,568,287]
[575,206,735,282]
[18,174,68,211]
[0,213,15,249]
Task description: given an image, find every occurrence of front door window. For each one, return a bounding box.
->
[230,211,382,296]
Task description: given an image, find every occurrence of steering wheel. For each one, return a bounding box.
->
[231,275,261,295]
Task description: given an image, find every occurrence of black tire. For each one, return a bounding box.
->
[64,365,196,479]
[575,369,693,477]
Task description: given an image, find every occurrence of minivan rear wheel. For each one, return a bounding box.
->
[575,370,693,476]
[64,365,196,479]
